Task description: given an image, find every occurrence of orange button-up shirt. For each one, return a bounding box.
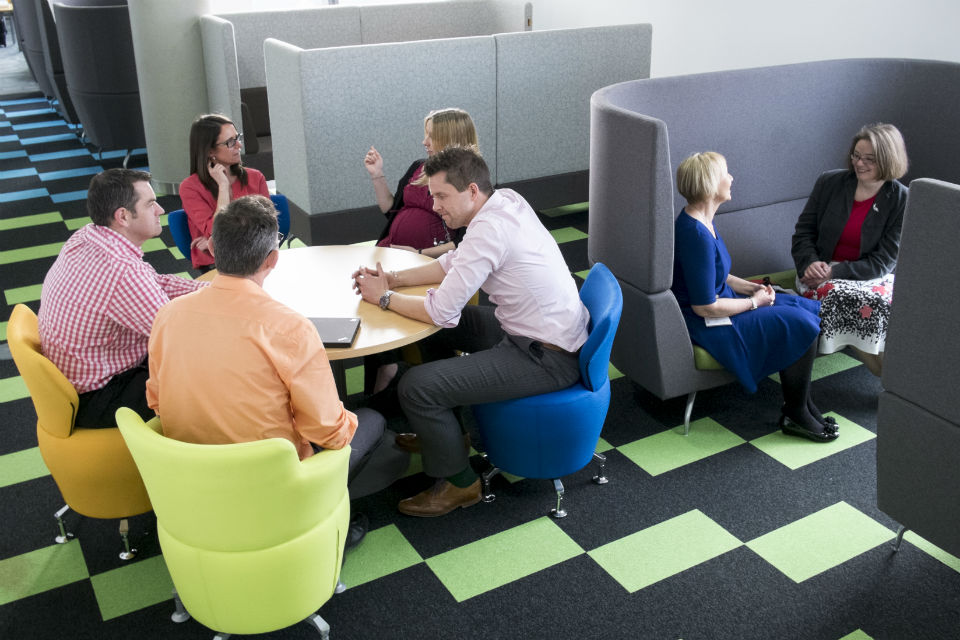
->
[146,275,357,459]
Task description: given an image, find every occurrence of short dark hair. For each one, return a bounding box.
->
[211,195,279,277]
[422,146,493,195]
[86,168,152,226]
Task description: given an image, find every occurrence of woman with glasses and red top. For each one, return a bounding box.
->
[791,123,909,375]
[179,114,270,272]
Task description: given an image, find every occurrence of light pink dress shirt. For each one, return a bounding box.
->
[425,189,589,353]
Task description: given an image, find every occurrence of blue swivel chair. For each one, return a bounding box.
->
[472,262,623,518]
[167,209,192,259]
[167,193,296,263]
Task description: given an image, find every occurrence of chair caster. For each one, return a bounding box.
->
[549,479,567,519]
[118,518,136,560]
[481,466,500,503]
[54,505,73,543]
[171,589,191,623]
[591,452,608,484]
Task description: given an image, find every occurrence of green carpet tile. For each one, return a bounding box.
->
[3,94,960,640]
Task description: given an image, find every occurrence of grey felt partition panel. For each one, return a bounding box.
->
[360,0,530,45]
[224,7,361,90]
[266,36,498,218]
[877,177,960,556]
[494,24,652,185]
[264,23,653,244]
[589,58,960,408]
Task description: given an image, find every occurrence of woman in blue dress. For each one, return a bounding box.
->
[672,152,837,442]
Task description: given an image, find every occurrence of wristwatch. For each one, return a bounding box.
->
[379,290,394,310]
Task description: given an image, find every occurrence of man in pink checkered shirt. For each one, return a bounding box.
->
[38,169,206,428]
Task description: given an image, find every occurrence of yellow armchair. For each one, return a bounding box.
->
[115,408,350,638]
[7,304,150,558]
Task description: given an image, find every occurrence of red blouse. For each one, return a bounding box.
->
[832,195,877,263]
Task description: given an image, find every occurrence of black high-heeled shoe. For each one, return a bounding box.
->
[779,413,839,442]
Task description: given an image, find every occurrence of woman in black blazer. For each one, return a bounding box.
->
[791,123,909,375]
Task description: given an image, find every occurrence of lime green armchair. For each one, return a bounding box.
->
[115,408,350,638]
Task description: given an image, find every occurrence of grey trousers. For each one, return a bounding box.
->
[316,407,385,485]
[398,306,581,478]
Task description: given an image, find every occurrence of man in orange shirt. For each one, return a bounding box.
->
[147,195,384,543]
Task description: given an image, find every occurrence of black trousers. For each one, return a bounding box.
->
[75,360,153,429]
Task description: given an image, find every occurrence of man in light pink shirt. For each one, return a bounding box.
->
[354,147,589,517]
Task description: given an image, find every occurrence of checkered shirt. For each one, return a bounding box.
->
[38,223,206,394]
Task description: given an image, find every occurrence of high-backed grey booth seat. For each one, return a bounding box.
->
[53,2,145,153]
[200,0,531,181]
[588,58,960,427]
[264,23,652,245]
[877,178,960,558]
[11,0,55,97]
[37,0,124,125]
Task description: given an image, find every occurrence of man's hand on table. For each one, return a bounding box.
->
[352,262,391,305]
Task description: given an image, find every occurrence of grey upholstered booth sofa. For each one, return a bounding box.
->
[588,58,960,430]
[877,178,960,558]
[200,0,531,179]
[264,23,652,244]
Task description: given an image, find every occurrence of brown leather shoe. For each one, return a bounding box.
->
[394,432,471,454]
[398,478,482,517]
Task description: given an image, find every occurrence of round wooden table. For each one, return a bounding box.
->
[261,245,440,360]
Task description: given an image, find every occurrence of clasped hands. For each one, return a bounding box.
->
[801,261,832,288]
[352,262,392,305]
[751,283,776,308]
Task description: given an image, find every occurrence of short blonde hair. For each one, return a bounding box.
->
[425,108,478,150]
[676,151,726,205]
[847,123,908,181]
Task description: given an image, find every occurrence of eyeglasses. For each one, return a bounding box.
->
[850,151,877,166]
[277,232,285,246]
[214,133,244,149]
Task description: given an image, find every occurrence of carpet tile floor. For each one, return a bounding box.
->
[2,94,960,639]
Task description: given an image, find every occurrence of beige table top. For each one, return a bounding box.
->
[200,245,439,360]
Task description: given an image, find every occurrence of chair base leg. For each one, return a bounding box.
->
[171,589,191,623]
[683,391,697,436]
[550,478,567,519]
[54,504,73,544]
[118,518,137,560]
[481,466,500,503]
[306,612,331,640]
[212,633,231,640]
[335,579,346,594]
[892,525,908,552]
[592,452,608,484]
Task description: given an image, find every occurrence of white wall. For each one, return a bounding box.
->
[534,0,960,77]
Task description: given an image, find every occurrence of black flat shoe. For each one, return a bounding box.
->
[779,414,839,443]
[820,415,839,434]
